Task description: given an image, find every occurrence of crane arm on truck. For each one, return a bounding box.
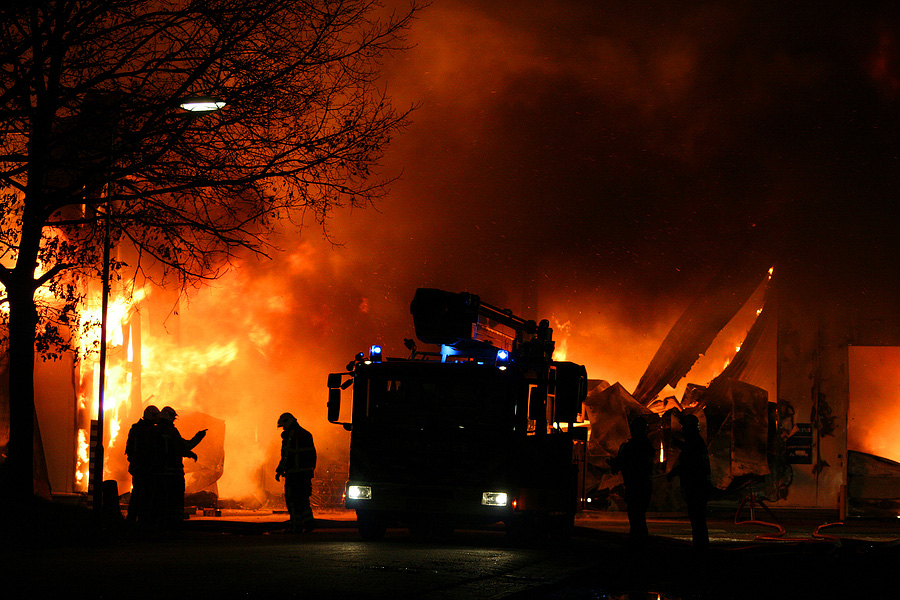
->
[327,288,588,541]
[410,287,554,359]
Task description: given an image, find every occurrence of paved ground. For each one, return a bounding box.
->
[215,506,900,599]
[185,507,900,599]
[189,505,900,546]
[553,509,899,599]
[4,500,898,599]
[575,508,900,544]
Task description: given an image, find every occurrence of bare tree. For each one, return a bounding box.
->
[0,0,417,500]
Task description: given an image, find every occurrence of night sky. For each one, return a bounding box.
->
[159,0,900,495]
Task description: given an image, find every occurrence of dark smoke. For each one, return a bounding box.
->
[165,0,900,496]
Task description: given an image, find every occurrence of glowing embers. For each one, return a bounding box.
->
[481,491,509,507]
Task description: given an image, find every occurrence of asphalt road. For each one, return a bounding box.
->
[4,524,606,599]
[3,505,898,599]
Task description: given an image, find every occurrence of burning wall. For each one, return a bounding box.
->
[24,238,359,504]
[579,251,777,509]
[849,346,900,464]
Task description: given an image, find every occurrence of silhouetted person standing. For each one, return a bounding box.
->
[125,405,161,527]
[157,406,206,529]
[608,416,654,546]
[667,413,711,551]
[276,412,317,533]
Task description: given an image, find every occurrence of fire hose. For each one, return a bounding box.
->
[733,485,839,542]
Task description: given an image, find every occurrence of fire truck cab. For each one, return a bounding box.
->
[327,288,588,539]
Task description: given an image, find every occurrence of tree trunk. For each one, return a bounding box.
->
[4,286,38,501]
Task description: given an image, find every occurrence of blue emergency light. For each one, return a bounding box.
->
[496,349,509,370]
[369,344,383,363]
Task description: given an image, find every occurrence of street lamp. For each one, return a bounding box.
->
[90,95,226,517]
[179,96,227,112]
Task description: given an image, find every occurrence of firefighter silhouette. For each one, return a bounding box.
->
[125,405,161,527]
[608,415,654,545]
[157,406,207,528]
[667,413,711,551]
[276,412,317,533]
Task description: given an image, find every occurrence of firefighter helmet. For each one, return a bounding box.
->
[143,405,160,420]
[679,413,700,433]
[277,412,297,428]
[160,406,178,421]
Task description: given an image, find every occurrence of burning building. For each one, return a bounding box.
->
[4,0,900,524]
[581,221,900,518]
[12,219,900,521]
[3,246,353,512]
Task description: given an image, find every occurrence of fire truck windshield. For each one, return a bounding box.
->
[351,362,518,484]
[364,364,516,432]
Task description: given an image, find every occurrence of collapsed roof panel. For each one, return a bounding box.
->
[633,237,774,405]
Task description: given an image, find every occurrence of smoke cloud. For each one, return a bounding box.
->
[122,1,900,497]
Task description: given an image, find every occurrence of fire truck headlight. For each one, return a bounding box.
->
[348,485,372,500]
[481,491,508,506]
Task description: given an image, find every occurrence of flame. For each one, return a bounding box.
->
[75,283,241,488]
[109,418,120,444]
[551,318,571,362]
[65,245,771,498]
[79,294,138,354]
[75,428,89,486]
[849,346,900,462]
[72,263,313,500]
[76,290,140,488]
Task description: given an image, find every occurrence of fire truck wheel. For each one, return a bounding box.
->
[356,510,387,540]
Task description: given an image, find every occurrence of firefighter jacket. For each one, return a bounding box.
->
[277,422,316,480]
[125,418,160,476]
[610,435,654,494]
[671,432,711,501]
[158,421,195,475]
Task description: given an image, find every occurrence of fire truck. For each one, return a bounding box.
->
[327,288,588,539]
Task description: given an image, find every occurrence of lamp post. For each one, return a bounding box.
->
[91,197,112,518]
[89,95,226,517]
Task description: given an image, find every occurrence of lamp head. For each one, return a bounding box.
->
[179,96,226,112]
